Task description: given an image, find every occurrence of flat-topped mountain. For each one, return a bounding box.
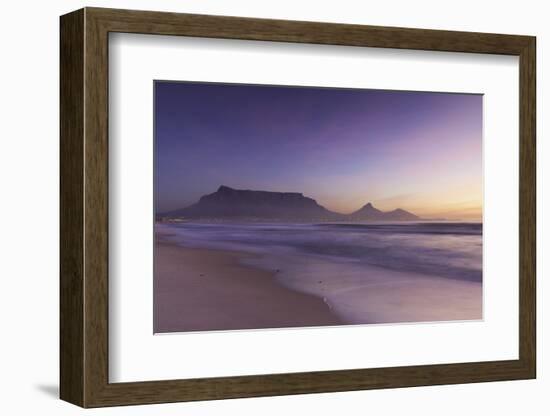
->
[160,186,420,222]
[162,185,341,221]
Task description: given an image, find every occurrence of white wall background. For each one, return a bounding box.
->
[0,1,545,414]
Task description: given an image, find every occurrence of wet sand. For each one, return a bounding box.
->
[154,240,343,333]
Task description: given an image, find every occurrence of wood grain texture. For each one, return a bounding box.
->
[59,8,84,407]
[83,10,110,406]
[59,7,537,408]
[518,38,536,375]
[88,7,532,54]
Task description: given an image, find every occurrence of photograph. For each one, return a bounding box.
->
[153,81,483,333]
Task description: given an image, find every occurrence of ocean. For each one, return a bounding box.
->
[157,221,483,324]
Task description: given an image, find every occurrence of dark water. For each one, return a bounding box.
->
[159,222,482,283]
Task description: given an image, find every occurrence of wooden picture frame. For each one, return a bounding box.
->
[60,7,536,408]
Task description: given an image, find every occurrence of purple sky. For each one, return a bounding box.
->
[155,81,482,219]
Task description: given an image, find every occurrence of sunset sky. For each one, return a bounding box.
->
[155,81,482,220]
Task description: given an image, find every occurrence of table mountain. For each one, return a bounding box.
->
[160,186,419,222]
[161,185,342,221]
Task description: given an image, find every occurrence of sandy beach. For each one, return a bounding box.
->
[154,238,343,333]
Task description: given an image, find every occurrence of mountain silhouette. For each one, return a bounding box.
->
[349,203,419,221]
[162,185,341,221]
[348,202,385,221]
[160,186,419,222]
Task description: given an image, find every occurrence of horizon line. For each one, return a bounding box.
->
[158,184,482,221]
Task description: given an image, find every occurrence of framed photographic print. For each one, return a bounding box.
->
[60,7,536,408]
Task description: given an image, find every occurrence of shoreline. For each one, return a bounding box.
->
[154,238,343,333]
[154,223,482,331]
[244,252,482,325]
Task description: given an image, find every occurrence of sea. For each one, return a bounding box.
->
[157,221,483,324]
